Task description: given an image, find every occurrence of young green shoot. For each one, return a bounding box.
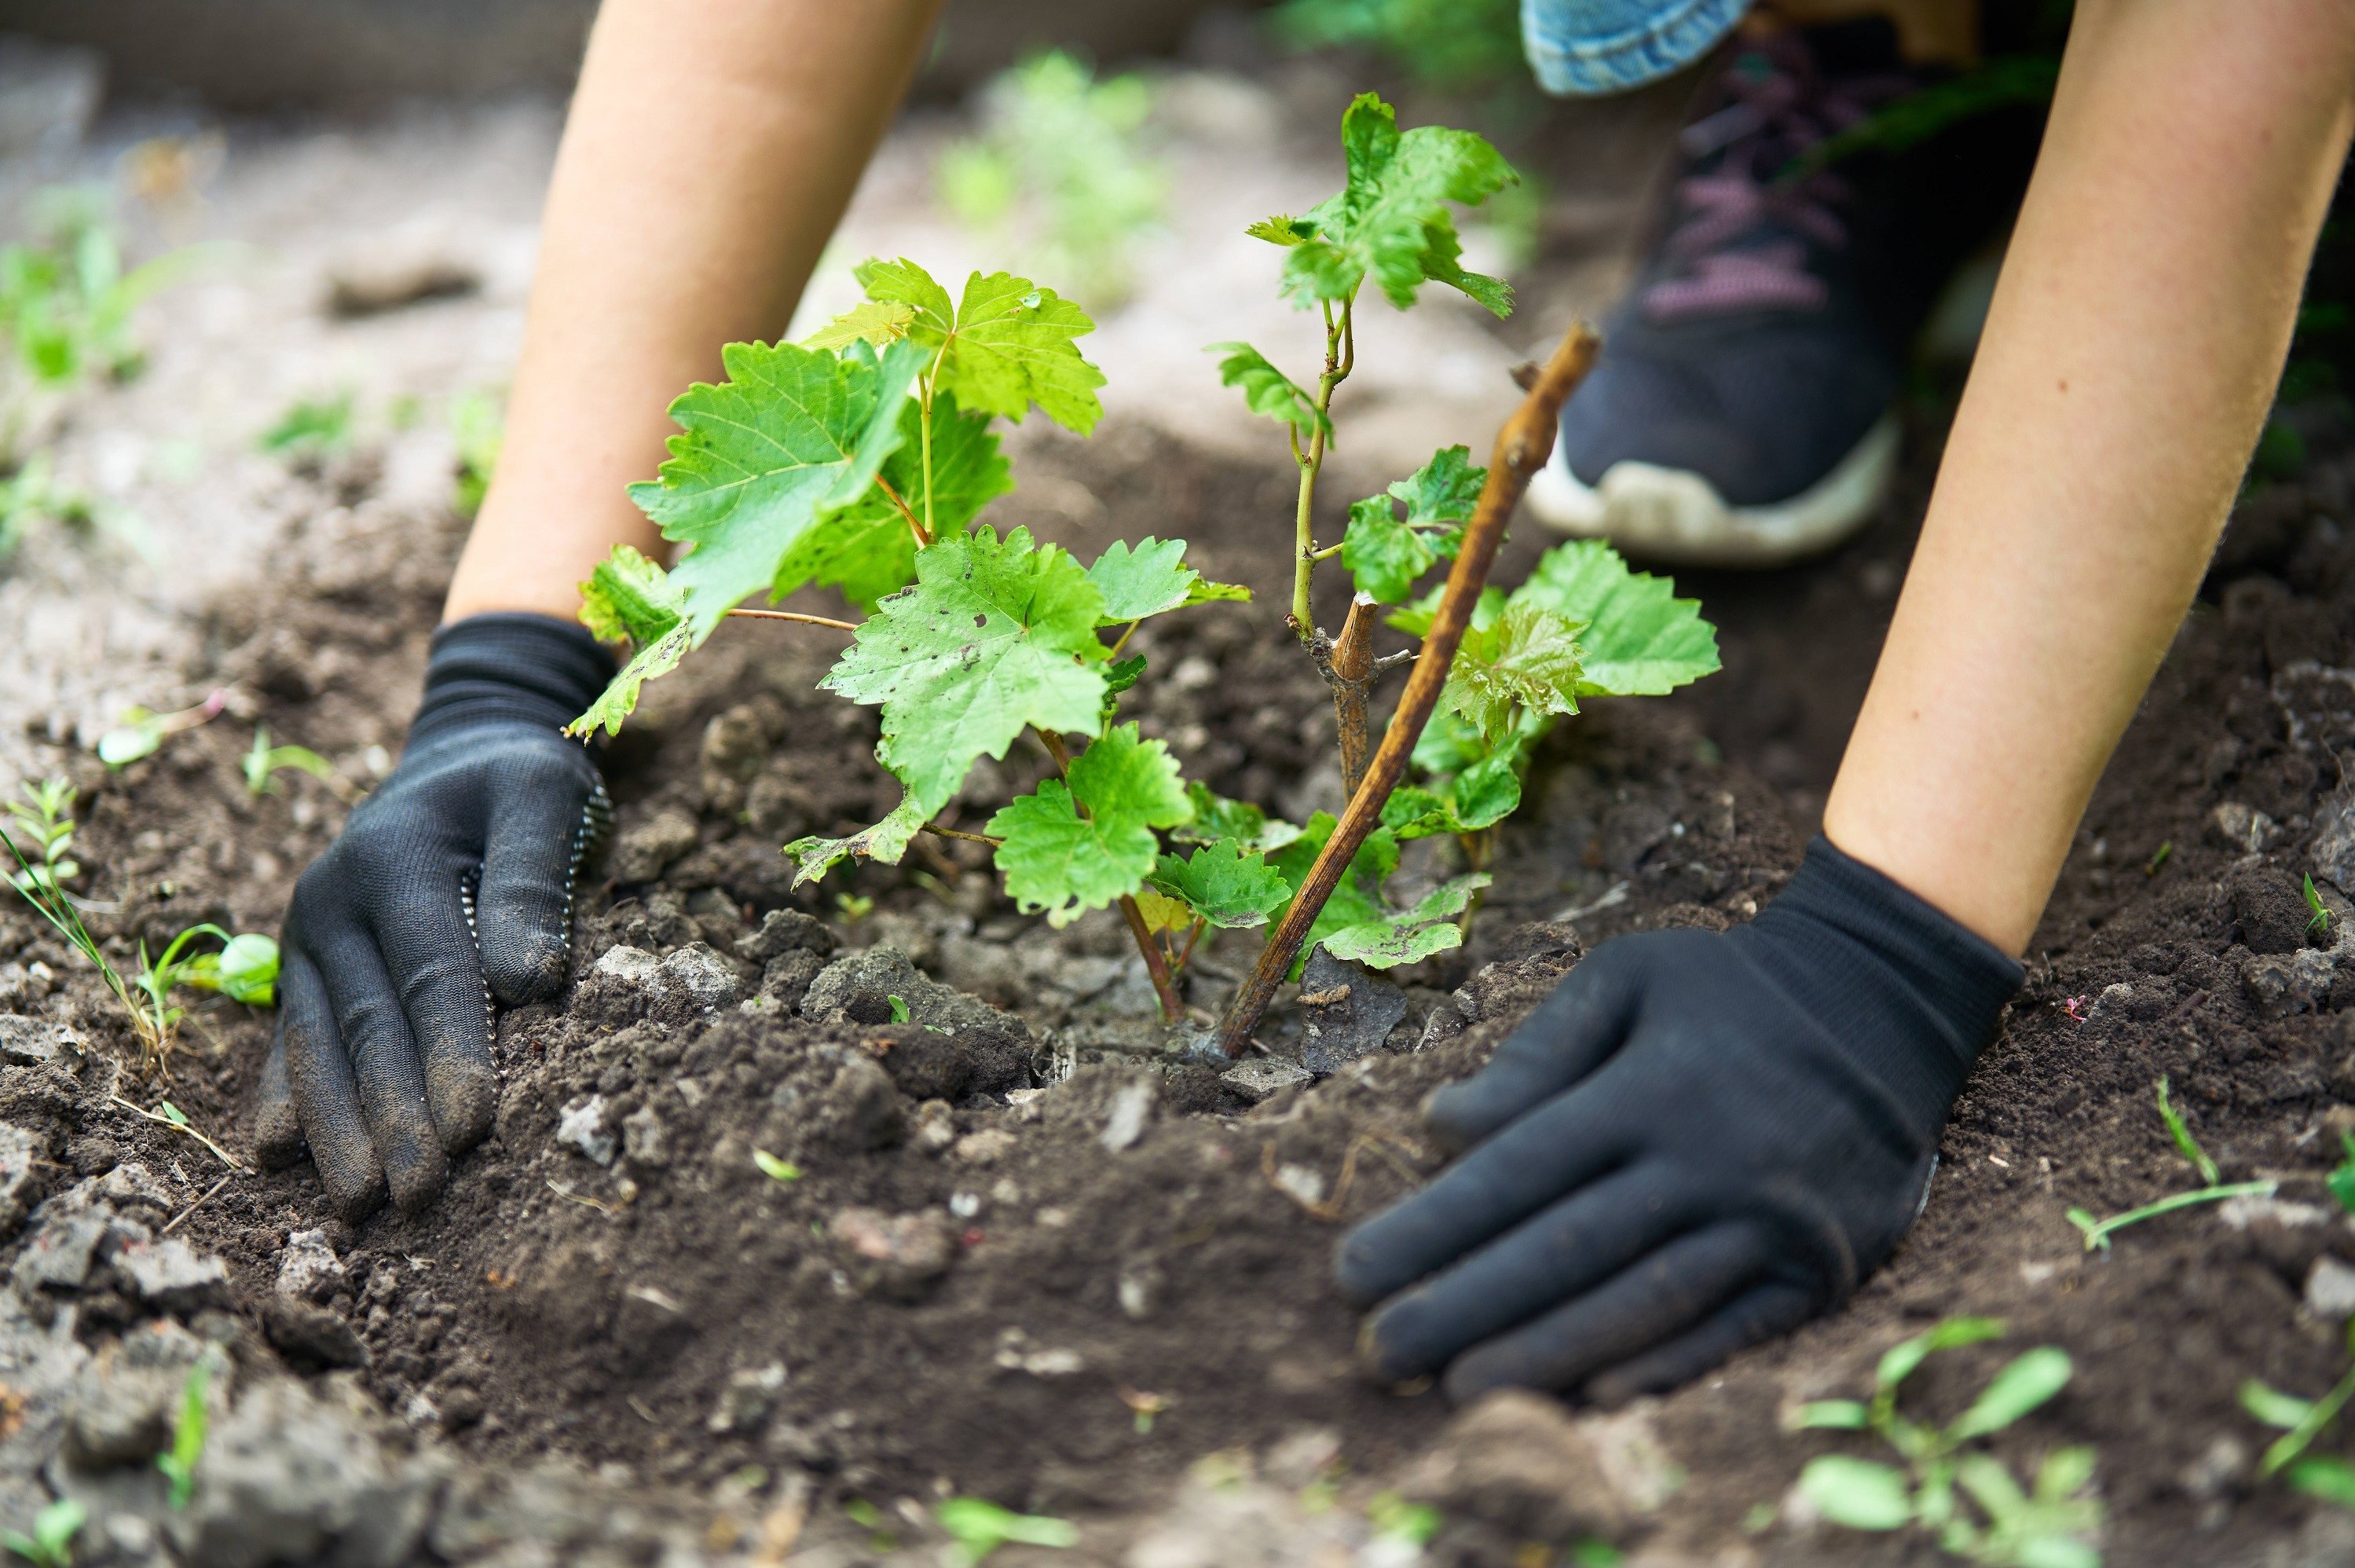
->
[258,390,353,460]
[2309,873,2335,937]
[2,778,176,1072]
[2144,841,2171,877]
[2065,1076,2273,1251]
[2242,1317,2355,1506]
[242,726,346,799]
[96,687,227,768]
[155,1358,212,1509]
[1793,1317,2100,1566]
[0,1497,84,1568]
[934,1498,1079,1564]
[753,1149,803,1185]
[5,775,79,895]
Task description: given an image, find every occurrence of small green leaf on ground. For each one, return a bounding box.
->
[1799,1455,1914,1530]
[1364,1490,1441,1544]
[1877,1317,2006,1392]
[1947,1347,2071,1441]
[156,1359,211,1509]
[1793,1400,1871,1431]
[1173,783,1303,852]
[2241,1379,2317,1430]
[936,1497,1079,1563]
[753,1149,803,1184]
[2309,873,2335,936]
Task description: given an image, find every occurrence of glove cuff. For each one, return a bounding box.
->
[1755,834,2025,1105]
[411,613,615,749]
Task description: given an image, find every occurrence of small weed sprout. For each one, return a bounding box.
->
[2241,1320,2355,1508]
[2308,873,2335,937]
[154,1358,212,1509]
[2,776,275,1073]
[1793,1317,2100,1566]
[5,777,79,895]
[2328,1133,2355,1214]
[935,1497,1079,1564]
[97,687,228,769]
[242,725,345,799]
[0,1496,84,1568]
[939,51,1164,305]
[1364,1490,1443,1544]
[753,1150,802,1185]
[258,390,353,461]
[2064,1077,2273,1251]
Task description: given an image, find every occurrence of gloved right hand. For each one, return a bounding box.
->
[255,613,613,1220]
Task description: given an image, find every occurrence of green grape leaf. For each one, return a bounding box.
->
[804,298,917,350]
[1390,443,1485,533]
[1246,214,1315,247]
[1087,536,1249,624]
[1342,496,1434,605]
[856,258,1106,433]
[1511,539,1720,695]
[578,544,686,646]
[786,796,932,885]
[1799,1456,1914,1531]
[1318,873,1489,968]
[1387,582,1503,639]
[1342,446,1486,603]
[573,621,694,737]
[1148,840,1294,929]
[1174,782,1303,852]
[817,526,1108,870]
[1270,812,1401,977]
[1208,342,1331,445]
[1281,93,1516,315]
[1452,741,1525,829]
[985,724,1190,926]
[633,336,924,631]
[780,392,1012,609]
[1441,601,1584,742]
[1380,785,1464,841]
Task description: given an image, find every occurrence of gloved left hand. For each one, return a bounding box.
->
[1335,836,2022,1404]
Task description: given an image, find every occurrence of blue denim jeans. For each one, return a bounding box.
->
[1522,0,1753,96]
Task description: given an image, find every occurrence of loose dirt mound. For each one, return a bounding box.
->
[9,413,2355,1564]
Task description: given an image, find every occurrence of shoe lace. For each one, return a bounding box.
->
[1641,34,1912,323]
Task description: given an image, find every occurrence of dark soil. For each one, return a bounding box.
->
[12,401,2355,1564]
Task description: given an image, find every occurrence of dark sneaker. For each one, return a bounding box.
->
[1527,20,2039,565]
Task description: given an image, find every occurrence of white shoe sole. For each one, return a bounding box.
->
[1524,412,1900,568]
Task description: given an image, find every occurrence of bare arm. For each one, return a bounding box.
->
[1824,0,2355,953]
[444,0,947,624]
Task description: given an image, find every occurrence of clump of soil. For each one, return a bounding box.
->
[10,411,2355,1564]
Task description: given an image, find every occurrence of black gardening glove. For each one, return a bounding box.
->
[1337,837,2022,1404]
[256,614,613,1220]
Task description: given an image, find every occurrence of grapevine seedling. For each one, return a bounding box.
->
[1793,1317,2100,1566]
[2241,1319,2355,1507]
[2065,1077,2274,1251]
[241,725,346,799]
[154,1358,211,1509]
[563,96,1716,1035]
[97,687,228,768]
[0,1497,83,1568]
[935,1498,1079,1564]
[2309,873,2335,937]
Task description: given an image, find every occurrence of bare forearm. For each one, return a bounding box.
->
[1825,0,2355,953]
[445,0,945,624]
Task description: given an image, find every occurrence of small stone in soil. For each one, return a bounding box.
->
[1098,1075,1157,1152]
[277,1228,346,1302]
[827,1207,955,1301]
[112,1236,231,1312]
[611,808,700,883]
[734,909,839,965]
[556,1094,617,1167]
[950,1128,1016,1166]
[706,1361,787,1434]
[817,1058,904,1153]
[1402,1389,1638,1542]
[1296,950,1407,1075]
[262,1294,369,1369]
[2308,1255,2355,1320]
[621,1104,669,1168]
[1218,1059,1313,1104]
[13,1206,108,1291]
[646,942,742,1020]
[0,1016,86,1071]
[0,1121,46,1240]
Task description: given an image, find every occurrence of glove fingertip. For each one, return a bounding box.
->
[478,921,570,1007]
